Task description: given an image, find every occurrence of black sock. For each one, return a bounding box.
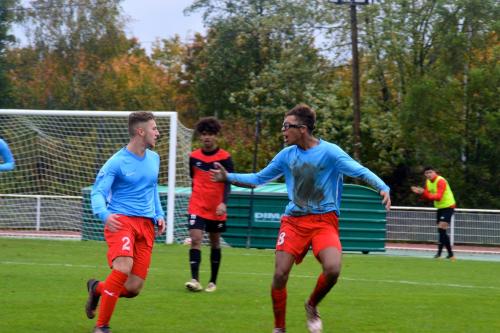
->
[210,248,221,284]
[443,232,454,257]
[189,249,201,281]
[437,229,446,256]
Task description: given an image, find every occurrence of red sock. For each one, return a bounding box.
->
[271,287,287,329]
[308,273,335,307]
[95,281,103,296]
[96,270,128,327]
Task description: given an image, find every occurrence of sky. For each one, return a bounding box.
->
[13,0,206,53]
[121,0,206,50]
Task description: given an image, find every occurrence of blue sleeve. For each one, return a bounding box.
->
[91,159,118,223]
[333,145,390,193]
[154,182,165,222]
[0,139,15,172]
[227,151,284,185]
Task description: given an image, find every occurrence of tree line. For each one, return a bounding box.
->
[0,0,498,208]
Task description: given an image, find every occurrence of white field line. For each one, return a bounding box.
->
[386,245,500,254]
[2,260,500,291]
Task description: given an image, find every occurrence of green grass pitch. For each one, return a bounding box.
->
[1,238,499,332]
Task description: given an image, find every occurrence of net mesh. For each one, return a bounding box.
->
[0,111,194,243]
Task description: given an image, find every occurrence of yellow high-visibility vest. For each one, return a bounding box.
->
[426,175,456,209]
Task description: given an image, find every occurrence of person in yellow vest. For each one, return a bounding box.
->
[411,166,456,260]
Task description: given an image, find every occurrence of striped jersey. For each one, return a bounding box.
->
[188,148,233,221]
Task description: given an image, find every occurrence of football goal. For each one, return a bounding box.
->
[0,109,193,243]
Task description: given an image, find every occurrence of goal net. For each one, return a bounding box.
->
[0,110,194,243]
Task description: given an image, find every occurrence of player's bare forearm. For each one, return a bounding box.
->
[231,181,256,189]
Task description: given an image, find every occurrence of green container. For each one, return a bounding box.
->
[224,183,387,253]
[81,182,386,253]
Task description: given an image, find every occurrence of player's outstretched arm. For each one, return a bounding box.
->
[210,162,228,182]
[380,190,391,211]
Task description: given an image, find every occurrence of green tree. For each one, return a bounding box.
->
[0,0,19,107]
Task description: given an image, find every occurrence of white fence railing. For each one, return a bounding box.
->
[387,206,500,246]
[1,195,500,246]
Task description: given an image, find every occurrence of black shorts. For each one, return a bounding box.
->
[436,208,454,223]
[187,214,227,233]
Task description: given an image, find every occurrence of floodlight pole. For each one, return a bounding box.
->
[332,0,369,161]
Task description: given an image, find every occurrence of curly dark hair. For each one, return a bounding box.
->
[195,117,222,135]
[285,104,316,133]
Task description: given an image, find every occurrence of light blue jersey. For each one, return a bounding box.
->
[91,147,164,224]
[0,138,15,172]
[227,139,390,216]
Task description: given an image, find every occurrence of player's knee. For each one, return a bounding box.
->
[323,265,341,281]
[273,270,290,285]
[190,237,202,247]
[124,290,140,298]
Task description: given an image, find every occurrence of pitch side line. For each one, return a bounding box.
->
[2,260,500,291]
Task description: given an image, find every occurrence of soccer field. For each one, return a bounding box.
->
[1,239,499,333]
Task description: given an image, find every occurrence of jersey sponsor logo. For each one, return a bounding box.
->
[217,223,223,229]
[254,212,283,223]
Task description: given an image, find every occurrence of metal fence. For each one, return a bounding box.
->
[2,195,500,246]
[387,206,500,246]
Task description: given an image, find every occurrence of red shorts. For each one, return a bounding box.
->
[104,215,155,280]
[276,212,341,264]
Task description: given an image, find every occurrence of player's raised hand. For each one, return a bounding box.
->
[380,190,391,211]
[411,186,424,194]
[210,162,228,182]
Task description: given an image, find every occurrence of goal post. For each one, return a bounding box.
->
[0,109,192,243]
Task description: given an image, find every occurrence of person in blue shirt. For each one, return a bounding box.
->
[85,112,166,333]
[211,104,391,333]
[0,138,15,172]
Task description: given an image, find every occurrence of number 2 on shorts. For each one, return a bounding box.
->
[121,236,131,251]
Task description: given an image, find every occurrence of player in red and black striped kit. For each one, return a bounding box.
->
[185,117,233,292]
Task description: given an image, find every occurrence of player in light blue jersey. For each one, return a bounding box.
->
[0,138,15,172]
[211,104,391,333]
[85,112,166,333]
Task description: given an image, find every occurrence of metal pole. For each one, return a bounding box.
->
[35,195,41,231]
[350,3,362,161]
[450,213,455,246]
[246,112,261,248]
[166,113,178,244]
